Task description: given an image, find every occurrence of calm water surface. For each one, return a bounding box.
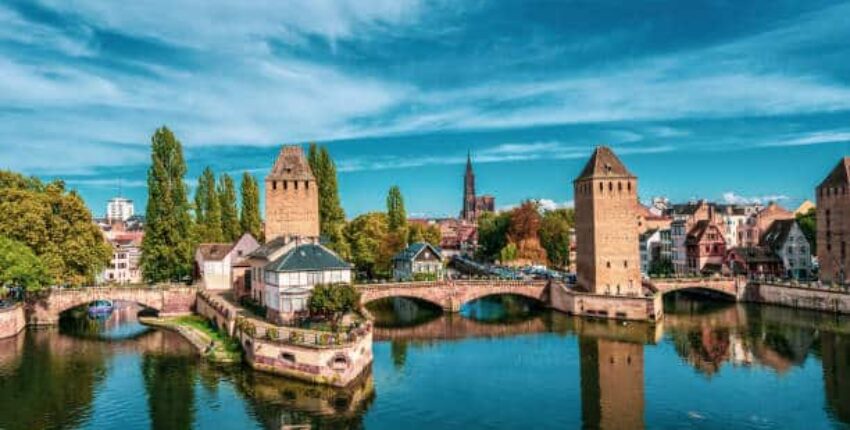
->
[1,294,849,429]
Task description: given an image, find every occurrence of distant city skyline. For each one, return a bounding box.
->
[2,1,850,216]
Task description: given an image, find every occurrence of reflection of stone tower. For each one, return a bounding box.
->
[574,146,642,295]
[821,331,850,424]
[580,338,645,430]
[264,145,319,241]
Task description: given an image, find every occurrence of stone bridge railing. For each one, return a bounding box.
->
[25,285,197,325]
[358,279,549,312]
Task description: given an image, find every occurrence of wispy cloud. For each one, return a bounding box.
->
[336,142,673,172]
[758,130,850,148]
[722,192,790,205]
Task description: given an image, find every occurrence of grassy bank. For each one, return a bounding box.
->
[140,315,242,363]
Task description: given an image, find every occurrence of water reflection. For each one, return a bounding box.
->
[0,293,849,428]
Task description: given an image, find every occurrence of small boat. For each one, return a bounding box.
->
[87,300,114,317]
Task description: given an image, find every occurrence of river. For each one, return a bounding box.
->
[0,294,848,429]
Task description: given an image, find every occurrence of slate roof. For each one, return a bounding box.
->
[575,146,635,181]
[685,220,714,244]
[761,219,796,251]
[248,236,289,259]
[818,157,850,189]
[197,243,233,261]
[393,242,444,262]
[265,243,350,272]
[266,145,315,181]
[729,246,782,264]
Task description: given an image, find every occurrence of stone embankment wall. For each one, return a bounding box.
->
[0,305,26,339]
[196,290,373,387]
[550,282,662,322]
[745,283,850,314]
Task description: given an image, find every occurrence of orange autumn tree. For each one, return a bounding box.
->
[505,200,546,265]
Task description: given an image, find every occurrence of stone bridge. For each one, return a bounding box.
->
[26,286,197,325]
[358,280,549,312]
[645,277,744,300]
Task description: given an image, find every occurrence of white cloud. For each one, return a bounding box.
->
[722,192,790,205]
[759,130,850,148]
[536,199,574,211]
[336,142,673,172]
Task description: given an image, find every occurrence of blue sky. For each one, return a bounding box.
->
[2,0,850,218]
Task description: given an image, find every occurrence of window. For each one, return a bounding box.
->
[283,180,288,190]
[294,181,298,190]
[282,353,296,363]
[272,181,277,190]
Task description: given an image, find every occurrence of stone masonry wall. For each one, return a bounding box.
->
[264,179,320,240]
[0,305,26,339]
[746,283,850,314]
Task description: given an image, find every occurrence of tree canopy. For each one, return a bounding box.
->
[0,171,110,286]
[239,172,263,242]
[218,173,240,242]
[408,223,442,248]
[539,208,574,269]
[308,144,348,257]
[0,236,52,291]
[344,212,390,279]
[307,283,360,328]
[141,126,195,283]
[194,166,223,243]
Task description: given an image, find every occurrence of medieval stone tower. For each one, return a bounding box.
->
[264,145,319,241]
[574,146,642,296]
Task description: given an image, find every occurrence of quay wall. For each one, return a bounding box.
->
[0,305,26,339]
[550,283,662,322]
[745,283,850,314]
[196,290,373,387]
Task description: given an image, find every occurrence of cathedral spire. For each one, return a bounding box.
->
[461,149,477,221]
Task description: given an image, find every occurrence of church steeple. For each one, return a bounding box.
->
[461,149,477,221]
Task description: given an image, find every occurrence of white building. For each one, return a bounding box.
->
[107,197,134,222]
[100,237,143,284]
[392,242,445,281]
[640,229,661,276]
[761,219,814,280]
[262,243,352,322]
[195,233,260,291]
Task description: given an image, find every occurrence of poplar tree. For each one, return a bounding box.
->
[239,172,263,242]
[218,173,240,242]
[308,143,348,257]
[141,126,194,283]
[194,167,223,243]
[386,185,407,233]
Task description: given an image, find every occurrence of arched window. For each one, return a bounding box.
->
[627,182,632,192]
[272,181,277,190]
[609,182,613,192]
[618,182,622,192]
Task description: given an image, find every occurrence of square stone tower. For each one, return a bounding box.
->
[817,157,850,284]
[264,145,320,241]
[574,146,642,296]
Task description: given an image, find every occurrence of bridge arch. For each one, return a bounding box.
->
[27,286,196,325]
[360,292,447,311]
[456,290,547,309]
[646,278,740,301]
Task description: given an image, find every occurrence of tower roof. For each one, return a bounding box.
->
[575,146,635,181]
[818,157,850,189]
[267,145,315,181]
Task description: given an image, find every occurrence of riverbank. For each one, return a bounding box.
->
[139,315,241,363]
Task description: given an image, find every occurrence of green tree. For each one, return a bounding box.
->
[386,185,407,234]
[217,173,240,242]
[499,242,518,263]
[539,208,574,269]
[141,126,195,283]
[476,211,512,262]
[408,223,442,248]
[344,212,389,279]
[308,144,348,256]
[307,284,361,328]
[0,236,52,292]
[239,172,263,242]
[648,258,674,277]
[0,171,110,286]
[796,208,816,255]
[194,167,223,243]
